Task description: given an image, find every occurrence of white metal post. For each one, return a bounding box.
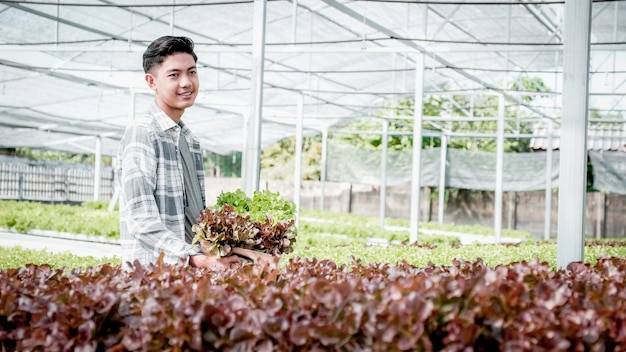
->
[380,118,388,228]
[55,2,60,43]
[320,129,328,211]
[128,91,136,121]
[438,133,447,224]
[169,0,175,35]
[242,0,267,196]
[495,94,505,243]
[93,135,102,201]
[108,157,119,212]
[294,94,303,229]
[545,50,560,241]
[409,53,425,244]
[291,0,298,44]
[544,119,554,240]
[557,0,592,269]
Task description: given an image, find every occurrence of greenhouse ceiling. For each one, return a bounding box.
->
[0,0,625,156]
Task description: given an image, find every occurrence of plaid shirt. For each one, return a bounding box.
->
[117,102,205,269]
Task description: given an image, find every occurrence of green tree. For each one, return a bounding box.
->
[0,147,113,166]
[260,134,322,181]
[257,76,552,181]
[204,151,242,177]
[332,76,550,153]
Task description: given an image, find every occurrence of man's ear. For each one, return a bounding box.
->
[145,73,156,90]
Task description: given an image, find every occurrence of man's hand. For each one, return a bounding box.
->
[189,253,242,269]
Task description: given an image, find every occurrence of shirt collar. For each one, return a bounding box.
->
[149,102,179,132]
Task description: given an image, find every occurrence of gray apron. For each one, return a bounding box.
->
[179,135,204,244]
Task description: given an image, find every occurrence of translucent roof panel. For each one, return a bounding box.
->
[0,0,625,156]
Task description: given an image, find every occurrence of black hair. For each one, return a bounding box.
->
[142,36,198,74]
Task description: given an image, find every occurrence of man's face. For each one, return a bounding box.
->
[145,52,199,121]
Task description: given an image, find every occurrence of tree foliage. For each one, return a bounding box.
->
[332,76,552,154]
[255,76,575,181]
[0,147,112,166]
[260,134,322,181]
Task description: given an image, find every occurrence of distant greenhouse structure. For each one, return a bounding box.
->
[0,0,625,268]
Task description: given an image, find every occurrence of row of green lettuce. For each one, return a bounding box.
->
[0,199,531,241]
[4,199,625,271]
[3,234,626,272]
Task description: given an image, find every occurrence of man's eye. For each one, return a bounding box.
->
[169,73,178,78]
[190,70,197,75]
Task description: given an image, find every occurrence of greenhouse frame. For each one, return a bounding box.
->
[1,0,625,268]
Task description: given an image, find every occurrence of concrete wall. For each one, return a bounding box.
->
[206,177,626,240]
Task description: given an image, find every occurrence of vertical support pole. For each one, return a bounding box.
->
[129,91,136,121]
[544,119,554,240]
[409,53,425,244]
[320,129,328,211]
[545,50,560,241]
[291,0,298,44]
[64,170,69,201]
[437,133,447,224]
[611,1,617,91]
[595,192,604,239]
[111,91,136,211]
[18,173,24,200]
[495,94,505,243]
[294,94,304,229]
[242,0,267,196]
[381,55,397,229]
[108,158,119,211]
[169,0,175,35]
[557,0,592,269]
[55,0,60,44]
[93,135,102,201]
[379,118,389,228]
[128,8,133,49]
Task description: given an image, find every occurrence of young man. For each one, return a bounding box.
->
[117,36,239,270]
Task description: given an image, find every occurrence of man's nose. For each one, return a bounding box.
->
[180,74,192,86]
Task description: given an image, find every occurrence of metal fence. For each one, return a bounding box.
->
[0,158,114,203]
